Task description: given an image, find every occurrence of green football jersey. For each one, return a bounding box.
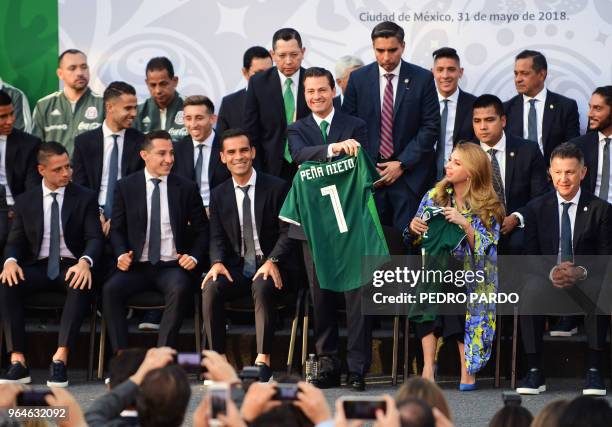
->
[279,151,389,292]
[133,92,187,142]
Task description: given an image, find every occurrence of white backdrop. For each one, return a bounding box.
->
[59,0,612,132]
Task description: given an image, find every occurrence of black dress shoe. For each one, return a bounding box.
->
[316,370,341,388]
[347,372,365,391]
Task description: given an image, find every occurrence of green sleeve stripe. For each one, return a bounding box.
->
[279,215,301,226]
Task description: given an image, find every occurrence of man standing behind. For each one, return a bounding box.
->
[431,47,477,180]
[216,46,273,136]
[0,77,32,132]
[32,49,104,155]
[244,28,309,180]
[73,81,145,237]
[343,21,439,231]
[333,55,364,110]
[133,57,187,143]
[504,50,580,164]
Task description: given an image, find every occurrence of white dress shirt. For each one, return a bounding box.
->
[522,87,547,154]
[159,108,167,130]
[312,108,336,158]
[38,183,74,260]
[594,131,612,202]
[193,130,214,206]
[139,169,177,262]
[98,122,125,206]
[437,88,460,162]
[555,188,580,261]
[378,62,401,108]
[233,169,263,257]
[278,69,301,120]
[0,135,15,205]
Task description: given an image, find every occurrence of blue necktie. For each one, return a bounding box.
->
[47,192,60,280]
[560,202,573,262]
[104,134,119,219]
[436,99,449,180]
[239,185,256,277]
[148,178,161,264]
[527,99,538,144]
[194,144,204,190]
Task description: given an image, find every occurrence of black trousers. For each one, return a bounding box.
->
[303,242,371,375]
[103,261,194,352]
[0,258,93,354]
[414,315,465,342]
[202,266,287,354]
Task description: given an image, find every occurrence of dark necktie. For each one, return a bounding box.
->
[379,73,394,159]
[47,192,60,280]
[148,178,161,264]
[599,138,610,201]
[194,143,205,190]
[239,185,256,277]
[488,149,505,206]
[560,202,573,262]
[436,99,449,180]
[283,78,295,163]
[104,134,119,219]
[527,99,538,144]
[320,120,329,144]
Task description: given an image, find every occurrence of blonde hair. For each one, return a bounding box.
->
[433,142,505,227]
[395,376,452,420]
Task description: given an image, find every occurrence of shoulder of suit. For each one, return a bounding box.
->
[126,127,145,140]
[8,128,40,145]
[222,88,246,103]
[503,94,521,108]
[402,61,432,77]
[334,110,366,127]
[546,90,577,105]
[67,182,96,198]
[256,172,286,189]
[75,126,102,143]
[168,172,197,189]
[527,190,556,210]
[458,89,477,102]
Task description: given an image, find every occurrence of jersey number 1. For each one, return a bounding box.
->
[320,185,348,233]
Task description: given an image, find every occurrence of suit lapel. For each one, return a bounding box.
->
[583,132,599,192]
[305,115,325,144]
[271,69,286,122]
[166,175,179,241]
[209,135,221,184]
[296,67,309,119]
[254,178,265,238]
[137,172,148,242]
[573,192,590,252]
[5,133,18,191]
[61,184,76,235]
[542,91,555,150]
[453,91,468,144]
[327,113,342,145]
[93,128,104,191]
[369,65,381,126]
[226,181,241,255]
[509,97,524,136]
[33,185,44,252]
[121,130,135,177]
[504,135,518,200]
[393,61,410,119]
[545,194,560,254]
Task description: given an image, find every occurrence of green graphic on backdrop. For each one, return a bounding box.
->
[0,0,58,106]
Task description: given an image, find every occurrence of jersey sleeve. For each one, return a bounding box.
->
[278,184,301,226]
[31,102,45,139]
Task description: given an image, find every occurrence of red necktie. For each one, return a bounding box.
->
[379,73,395,159]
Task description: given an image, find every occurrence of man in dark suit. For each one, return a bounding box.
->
[0,141,103,387]
[73,81,145,237]
[288,67,370,390]
[216,46,273,137]
[572,86,612,201]
[0,90,42,214]
[343,21,440,231]
[504,50,580,164]
[202,128,293,382]
[244,28,310,179]
[172,95,230,215]
[103,130,208,353]
[516,143,611,396]
[473,94,548,254]
[333,55,364,111]
[431,48,477,180]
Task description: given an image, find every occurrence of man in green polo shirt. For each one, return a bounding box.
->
[133,57,187,142]
[31,49,104,155]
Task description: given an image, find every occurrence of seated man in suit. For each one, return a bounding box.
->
[333,55,364,110]
[216,47,273,136]
[172,95,230,215]
[517,143,611,396]
[0,141,103,387]
[73,81,145,237]
[504,50,580,163]
[431,47,477,180]
[473,94,548,254]
[288,67,370,391]
[0,90,42,216]
[201,128,293,382]
[103,130,208,354]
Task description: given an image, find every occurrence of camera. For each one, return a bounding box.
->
[340,396,386,420]
[273,383,299,401]
[176,352,202,375]
[208,382,229,427]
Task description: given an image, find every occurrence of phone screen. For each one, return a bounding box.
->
[209,387,228,419]
[343,399,386,420]
[177,352,201,374]
[17,391,52,407]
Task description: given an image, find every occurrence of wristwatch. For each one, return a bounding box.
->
[267,256,279,264]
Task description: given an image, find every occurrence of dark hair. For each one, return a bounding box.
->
[371,21,405,43]
[550,142,584,165]
[103,81,136,104]
[397,397,435,427]
[108,348,147,389]
[146,56,175,79]
[515,50,548,73]
[136,365,191,427]
[593,85,612,108]
[473,94,505,117]
[244,46,272,70]
[143,130,172,151]
[183,95,215,114]
[0,90,12,106]
[272,28,303,50]
[559,396,612,427]
[303,67,335,89]
[250,404,313,427]
[220,128,253,150]
[432,47,460,64]
[37,141,68,164]
[58,49,85,66]
[488,405,533,427]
